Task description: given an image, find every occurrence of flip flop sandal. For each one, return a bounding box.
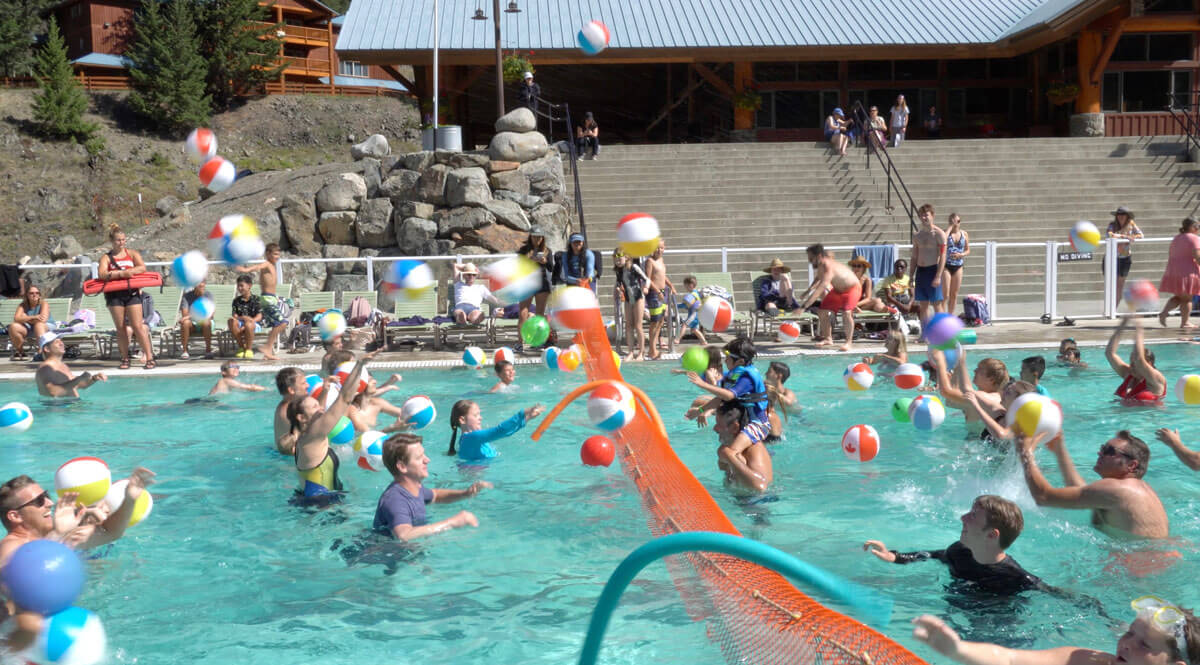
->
[1055,317,1077,327]
[119,357,131,370]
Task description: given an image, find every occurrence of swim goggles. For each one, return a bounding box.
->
[1131,595,1190,663]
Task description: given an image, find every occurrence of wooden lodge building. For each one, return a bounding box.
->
[335,0,1200,145]
[52,0,408,95]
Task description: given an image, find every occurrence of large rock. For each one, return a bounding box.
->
[323,244,361,276]
[434,206,496,238]
[459,223,527,253]
[154,196,180,217]
[494,107,536,133]
[396,201,435,220]
[315,174,367,212]
[494,189,543,209]
[482,199,530,231]
[317,211,356,245]
[1070,113,1105,137]
[278,194,321,255]
[446,167,491,208]
[286,257,327,295]
[396,217,438,255]
[416,164,449,205]
[401,150,435,172]
[359,158,382,198]
[327,273,369,296]
[487,160,520,173]
[356,198,394,248]
[488,131,549,163]
[435,149,489,169]
[529,203,570,253]
[519,151,565,199]
[50,235,84,260]
[351,134,391,160]
[379,169,421,202]
[488,169,529,195]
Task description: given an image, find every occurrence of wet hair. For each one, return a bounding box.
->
[683,275,697,288]
[323,350,354,377]
[767,361,790,383]
[805,243,825,258]
[446,399,475,455]
[382,433,423,476]
[976,358,1009,387]
[1115,430,1150,478]
[494,360,513,377]
[286,397,312,435]
[220,360,237,374]
[723,336,756,364]
[265,242,280,254]
[107,223,124,241]
[886,329,907,355]
[1179,609,1200,665]
[705,346,723,371]
[1058,337,1078,353]
[275,367,304,395]
[236,273,253,287]
[0,475,38,528]
[1001,380,1035,409]
[1143,348,1156,367]
[717,399,750,430]
[1021,356,1045,380]
[918,203,935,216]
[973,495,1024,549]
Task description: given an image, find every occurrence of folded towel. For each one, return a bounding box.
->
[853,244,897,283]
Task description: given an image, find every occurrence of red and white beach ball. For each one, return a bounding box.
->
[616,213,660,258]
[778,322,801,343]
[493,346,515,365]
[698,297,733,332]
[185,128,217,162]
[1123,279,1158,311]
[577,20,611,56]
[549,286,600,333]
[333,361,370,394]
[587,381,636,431]
[893,363,924,390]
[199,156,236,193]
[841,424,880,462]
[843,362,875,391]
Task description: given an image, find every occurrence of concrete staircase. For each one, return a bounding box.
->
[567,137,1200,320]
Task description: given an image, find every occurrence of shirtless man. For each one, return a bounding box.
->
[1018,430,1169,539]
[1106,317,1166,404]
[910,203,948,332]
[714,400,773,493]
[34,333,106,398]
[798,244,860,351]
[273,367,308,455]
[235,242,287,360]
[643,239,673,360]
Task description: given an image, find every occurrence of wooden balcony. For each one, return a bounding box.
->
[255,22,328,46]
[280,56,331,76]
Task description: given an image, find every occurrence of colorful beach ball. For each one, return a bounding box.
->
[581,435,615,466]
[908,395,945,431]
[188,295,215,322]
[199,156,236,193]
[103,479,153,528]
[493,346,516,365]
[577,20,611,55]
[328,416,355,446]
[206,215,242,257]
[549,286,600,333]
[1069,220,1101,253]
[315,381,341,408]
[925,312,964,349]
[353,431,387,471]
[0,402,33,433]
[55,457,111,507]
[208,214,262,265]
[28,606,107,665]
[317,311,347,341]
[170,250,209,288]
[616,212,660,258]
[400,395,437,429]
[1005,392,1063,441]
[462,346,486,368]
[893,363,924,389]
[1176,374,1200,405]
[843,363,874,391]
[384,260,434,301]
[304,374,323,395]
[698,297,733,332]
[892,397,913,423]
[841,424,880,462]
[587,381,636,431]
[185,128,217,162]
[543,346,561,371]
[333,361,369,394]
[486,256,542,305]
[557,347,582,372]
[1124,279,1159,311]
[778,322,801,343]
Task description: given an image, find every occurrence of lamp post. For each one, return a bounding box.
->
[473,1,520,121]
[432,0,439,132]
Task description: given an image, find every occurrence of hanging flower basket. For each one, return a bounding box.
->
[502,53,533,84]
[1047,83,1080,106]
[733,90,763,111]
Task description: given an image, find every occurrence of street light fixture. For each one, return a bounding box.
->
[473,1,519,120]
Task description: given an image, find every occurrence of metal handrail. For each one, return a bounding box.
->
[532,95,588,244]
[1165,90,1200,160]
[849,100,920,244]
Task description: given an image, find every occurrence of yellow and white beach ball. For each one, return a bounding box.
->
[843,362,875,391]
[1069,220,1101,253]
[1176,374,1200,405]
[103,479,153,527]
[1005,392,1063,441]
[55,457,111,506]
[616,213,660,258]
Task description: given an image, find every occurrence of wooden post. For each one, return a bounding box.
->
[666,64,672,142]
[733,61,752,130]
[686,65,695,125]
[1030,51,1041,126]
[327,18,335,93]
[1076,28,1102,114]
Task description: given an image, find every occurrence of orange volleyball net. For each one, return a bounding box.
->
[533,322,928,665]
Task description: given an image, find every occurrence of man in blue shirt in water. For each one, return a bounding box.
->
[372,434,491,541]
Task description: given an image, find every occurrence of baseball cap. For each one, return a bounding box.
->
[38,332,60,350]
[569,233,585,243]
[523,71,533,80]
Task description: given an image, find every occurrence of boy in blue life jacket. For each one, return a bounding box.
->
[686,336,770,457]
[673,275,708,346]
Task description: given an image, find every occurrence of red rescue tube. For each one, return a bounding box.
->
[82,272,163,295]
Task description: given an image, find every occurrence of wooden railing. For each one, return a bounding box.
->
[255,22,328,43]
[280,56,330,74]
[76,74,129,90]
[264,81,408,98]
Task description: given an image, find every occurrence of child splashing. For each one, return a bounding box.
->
[862,328,908,370]
[446,399,546,461]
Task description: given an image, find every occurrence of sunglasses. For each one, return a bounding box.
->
[1100,444,1135,460]
[11,491,51,511]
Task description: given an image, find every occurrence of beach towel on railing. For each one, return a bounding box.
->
[853,244,896,283]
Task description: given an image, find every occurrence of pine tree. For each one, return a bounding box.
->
[0,0,51,78]
[31,17,99,142]
[193,0,285,111]
[126,0,210,133]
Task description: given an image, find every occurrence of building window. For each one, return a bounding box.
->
[70,4,81,17]
[1102,70,1191,112]
[1145,0,1195,12]
[338,60,368,77]
[1112,33,1193,62]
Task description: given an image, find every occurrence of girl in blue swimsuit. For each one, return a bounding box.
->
[943,214,969,317]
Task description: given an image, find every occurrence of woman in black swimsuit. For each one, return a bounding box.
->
[97,223,156,370]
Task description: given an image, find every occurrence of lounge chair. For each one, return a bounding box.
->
[749,275,819,339]
[689,272,754,339]
[384,286,443,350]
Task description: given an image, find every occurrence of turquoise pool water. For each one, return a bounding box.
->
[2,344,1198,664]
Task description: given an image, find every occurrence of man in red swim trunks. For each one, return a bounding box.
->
[799,244,861,352]
[1105,318,1166,404]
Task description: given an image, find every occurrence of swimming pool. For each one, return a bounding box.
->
[2,343,1198,664]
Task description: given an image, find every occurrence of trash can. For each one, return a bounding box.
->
[435,125,462,152]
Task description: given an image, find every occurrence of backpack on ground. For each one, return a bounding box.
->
[962,294,990,326]
[347,296,372,327]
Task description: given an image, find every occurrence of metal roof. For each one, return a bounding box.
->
[73,53,132,68]
[318,75,407,91]
[336,0,1097,53]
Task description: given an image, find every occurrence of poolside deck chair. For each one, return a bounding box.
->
[441,281,493,348]
[339,290,378,310]
[748,275,819,339]
[384,286,443,350]
[77,293,115,358]
[204,285,239,356]
[146,287,183,357]
[0,299,21,354]
[298,291,336,313]
[690,272,754,339]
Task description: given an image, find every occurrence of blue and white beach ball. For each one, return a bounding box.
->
[908,395,946,431]
[577,20,610,55]
[188,295,215,323]
[586,381,636,431]
[304,374,323,395]
[400,395,437,429]
[27,606,107,665]
[170,251,208,288]
[383,260,434,302]
[353,431,387,472]
[462,346,486,368]
[0,402,33,433]
[317,311,347,341]
[543,346,561,371]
